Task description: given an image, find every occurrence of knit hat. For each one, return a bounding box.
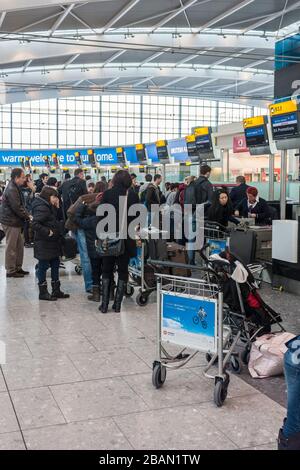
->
[246,186,258,197]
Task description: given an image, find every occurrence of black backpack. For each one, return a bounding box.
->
[68,181,83,205]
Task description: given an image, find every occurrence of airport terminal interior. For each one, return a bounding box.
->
[1,0,300,453]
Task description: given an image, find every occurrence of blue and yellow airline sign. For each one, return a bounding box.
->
[194,127,213,153]
[116,146,127,166]
[243,116,269,147]
[43,155,51,169]
[185,134,198,159]
[135,144,147,164]
[156,139,169,162]
[269,99,300,140]
[74,151,83,166]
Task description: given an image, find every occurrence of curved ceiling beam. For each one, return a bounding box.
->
[1,64,273,85]
[0,0,98,12]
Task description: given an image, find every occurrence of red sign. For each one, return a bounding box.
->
[233,135,249,153]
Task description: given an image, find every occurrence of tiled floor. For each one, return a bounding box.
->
[0,246,293,450]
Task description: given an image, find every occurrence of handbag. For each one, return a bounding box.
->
[248,332,295,379]
[62,235,78,260]
[95,193,128,257]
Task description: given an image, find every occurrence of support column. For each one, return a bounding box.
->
[269,153,275,201]
[280,149,288,220]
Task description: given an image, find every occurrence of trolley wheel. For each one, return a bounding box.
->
[214,375,230,407]
[136,292,149,306]
[75,265,82,275]
[230,355,242,374]
[125,284,134,298]
[152,363,167,389]
[241,347,251,365]
[193,316,199,325]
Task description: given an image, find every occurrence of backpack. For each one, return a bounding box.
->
[195,178,208,204]
[68,181,83,205]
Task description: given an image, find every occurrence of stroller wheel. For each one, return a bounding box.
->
[241,347,251,365]
[230,355,242,374]
[136,292,149,306]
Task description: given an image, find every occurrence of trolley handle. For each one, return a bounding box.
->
[147,258,223,283]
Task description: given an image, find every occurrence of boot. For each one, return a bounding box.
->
[51,280,70,299]
[110,279,115,301]
[278,428,300,450]
[112,280,126,313]
[99,278,111,313]
[39,282,57,301]
[88,285,100,302]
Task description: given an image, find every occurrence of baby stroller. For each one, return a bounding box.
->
[199,246,285,365]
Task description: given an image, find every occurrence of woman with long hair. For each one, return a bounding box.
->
[98,170,139,313]
[207,189,238,227]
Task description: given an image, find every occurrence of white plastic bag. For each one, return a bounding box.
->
[248,332,295,379]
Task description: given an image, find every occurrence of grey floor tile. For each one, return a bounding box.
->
[0,373,6,392]
[2,355,82,390]
[241,441,278,450]
[1,338,32,363]
[10,387,66,430]
[0,392,20,434]
[0,319,51,339]
[0,432,26,450]
[123,369,218,409]
[42,315,106,336]
[24,419,132,450]
[196,393,286,448]
[69,348,150,380]
[115,406,238,450]
[50,377,149,422]
[25,333,97,358]
[85,325,149,350]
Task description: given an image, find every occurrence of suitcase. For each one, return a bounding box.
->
[167,242,191,277]
[229,229,256,265]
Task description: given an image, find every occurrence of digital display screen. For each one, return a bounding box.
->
[136,147,147,163]
[271,112,299,139]
[186,140,199,158]
[245,125,268,147]
[156,145,169,161]
[195,135,212,153]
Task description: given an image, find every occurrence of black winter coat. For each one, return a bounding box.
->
[60,176,87,214]
[99,185,140,258]
[32,196,64,260]
[230,183,249,209]
[74,204,98,259]
[0,180,30,227]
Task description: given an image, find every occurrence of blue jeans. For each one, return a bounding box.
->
[75,229,93,292]
[283,335,300,437]
[37,258,60,284]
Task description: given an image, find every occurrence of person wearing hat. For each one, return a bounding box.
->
[234,186,271,225]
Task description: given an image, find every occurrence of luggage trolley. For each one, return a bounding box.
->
[149,260,242,407]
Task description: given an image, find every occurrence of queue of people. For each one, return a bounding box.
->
[0,166,277,308]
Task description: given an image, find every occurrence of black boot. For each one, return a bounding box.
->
[278,428,300,450]
[112,280,126,313]
[51,281,70,299]
[88,285,100,302]
[39,282,57,301]
[99,278,110,313]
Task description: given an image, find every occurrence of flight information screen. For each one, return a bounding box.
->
[271,112,299,139]
[245,125,268,147]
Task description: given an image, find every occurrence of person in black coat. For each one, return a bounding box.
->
[229,176,249,209]
[59,168,87,216]
[74,183,106,303]
[97,170,140,313]
[32,186,69,301]
[234,186,271,225]
[207,189,239,227]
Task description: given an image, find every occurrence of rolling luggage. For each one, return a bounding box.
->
[229,229,256,265]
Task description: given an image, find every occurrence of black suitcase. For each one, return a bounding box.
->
[229,229,256,265]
